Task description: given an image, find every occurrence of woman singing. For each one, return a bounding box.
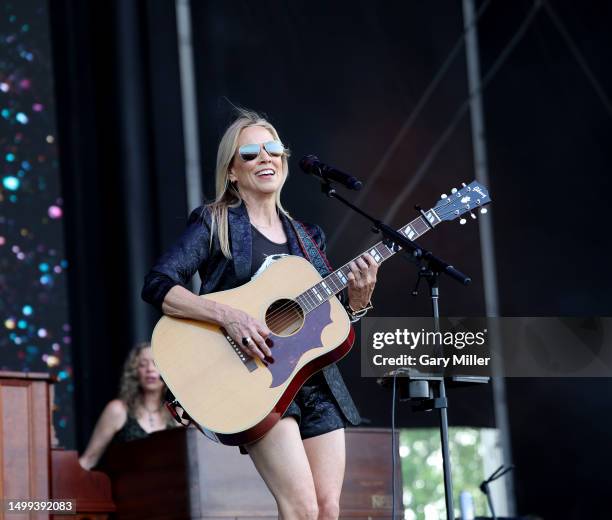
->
[142,109,378,519]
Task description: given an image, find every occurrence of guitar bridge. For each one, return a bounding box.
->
[220,327,258,372]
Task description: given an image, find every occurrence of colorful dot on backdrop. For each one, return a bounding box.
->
[0,0,75,448]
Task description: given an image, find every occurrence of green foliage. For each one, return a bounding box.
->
[400,427,491,520]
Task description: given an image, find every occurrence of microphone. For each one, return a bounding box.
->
[299,155,363,191]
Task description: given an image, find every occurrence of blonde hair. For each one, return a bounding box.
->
[207,108,291,258]
[118,342,174,427]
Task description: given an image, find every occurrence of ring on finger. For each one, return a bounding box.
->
[241,336,252,347]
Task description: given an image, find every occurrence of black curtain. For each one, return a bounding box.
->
[50,0,187,450]
[189,0,495,429]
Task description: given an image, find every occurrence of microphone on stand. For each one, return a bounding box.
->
[299,155,363,191]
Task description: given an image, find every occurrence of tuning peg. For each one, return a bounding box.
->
[470,212,477,219]
[451,188,458,194]
[461,182,467,187]
[480,208,488,215]
[459,218,467,225]
[441,193,447,199]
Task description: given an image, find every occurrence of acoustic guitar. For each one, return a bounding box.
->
[151,181,491,445]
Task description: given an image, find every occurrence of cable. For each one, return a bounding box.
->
[328,0,494,249]
[360,0,544,247]
[385,5,544,515]
[391,374,398,519]
[481,0,543,88]
[542,0,612,120]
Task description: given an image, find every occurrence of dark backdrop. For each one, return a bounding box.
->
[48,1,612,518]
[50,0,187,450]
[190,0,494,432]
[477,2,612,515]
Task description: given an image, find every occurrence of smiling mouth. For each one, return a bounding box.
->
[255,169,275,177]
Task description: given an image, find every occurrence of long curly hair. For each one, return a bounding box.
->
[118,342,174,426]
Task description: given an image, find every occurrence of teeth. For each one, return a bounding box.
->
[256,169,275,176]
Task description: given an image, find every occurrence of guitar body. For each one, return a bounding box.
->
[151,255,354,446]
[150,180,492,446]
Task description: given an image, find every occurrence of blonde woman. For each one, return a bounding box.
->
[142,109,378,519]
[78,342,174,470]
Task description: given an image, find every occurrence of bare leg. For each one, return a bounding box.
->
[246,417,319,519]
[303,428,346,520]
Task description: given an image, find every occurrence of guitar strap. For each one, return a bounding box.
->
[289,220,333,277]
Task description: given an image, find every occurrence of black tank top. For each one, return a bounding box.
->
[112,415,173,444]
[249,225,290,279]
[249,225,326,386]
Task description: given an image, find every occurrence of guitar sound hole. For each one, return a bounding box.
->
[265,299,304,336]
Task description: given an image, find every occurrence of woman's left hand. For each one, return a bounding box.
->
[347,253,379,311]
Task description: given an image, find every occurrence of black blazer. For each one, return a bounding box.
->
[141,202,361,426]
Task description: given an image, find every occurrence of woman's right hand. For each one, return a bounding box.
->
[160,286,273,361]
[220,305,272,361]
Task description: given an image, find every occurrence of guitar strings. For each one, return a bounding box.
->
[264,238,396,324]
[235,201,485,356]
[263,253,377,330]
[263,262,354,325]
[263,289,333,332]
[264,232,404,325]
[259,202,479,330]
[265,308,303,333]
[265,236,407,326]
[263,262,354,322]
[265,233,419,328]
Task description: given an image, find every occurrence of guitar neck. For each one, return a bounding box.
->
[295,209,441,313]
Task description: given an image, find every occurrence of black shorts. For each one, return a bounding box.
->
[240,379,346,454]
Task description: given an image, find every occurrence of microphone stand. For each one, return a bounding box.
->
[320,181,472,284]
[480,465,515,520]
[318,179,472,520]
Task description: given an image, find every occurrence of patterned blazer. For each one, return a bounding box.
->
[141,202,361,426]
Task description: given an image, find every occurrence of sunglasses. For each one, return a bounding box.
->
[238,140,285,161]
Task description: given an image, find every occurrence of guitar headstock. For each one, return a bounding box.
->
[433,181,491,224]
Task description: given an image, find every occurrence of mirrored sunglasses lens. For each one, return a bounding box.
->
[239,144,260,161]
[264,141,284,156]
